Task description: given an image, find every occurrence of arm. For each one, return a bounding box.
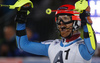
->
[15,4,49,56]
[16,23,49,56]
[79,6,97,60]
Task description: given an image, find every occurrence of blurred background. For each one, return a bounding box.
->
[0,0,100,63]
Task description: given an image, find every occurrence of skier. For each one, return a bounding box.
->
[16,3,97,63]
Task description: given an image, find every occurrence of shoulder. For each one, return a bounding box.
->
[41,39,61,45]
[77,38,84,44]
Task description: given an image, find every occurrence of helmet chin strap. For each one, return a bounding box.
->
[58,26,73,38]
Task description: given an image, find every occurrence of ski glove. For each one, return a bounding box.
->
[79,6,92,27]
[15,3,31,24]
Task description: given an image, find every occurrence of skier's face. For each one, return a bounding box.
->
[57,15,73,38]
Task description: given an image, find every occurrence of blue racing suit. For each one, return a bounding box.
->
[16,22,97,62]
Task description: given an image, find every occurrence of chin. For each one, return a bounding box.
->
[61,33,71,38]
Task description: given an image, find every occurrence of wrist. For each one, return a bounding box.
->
[16,29,26,36]
[16,23,26,30]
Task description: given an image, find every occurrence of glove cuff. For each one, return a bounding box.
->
[16,29,26,36]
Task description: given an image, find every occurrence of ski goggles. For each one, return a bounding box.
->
[56,15,73,25]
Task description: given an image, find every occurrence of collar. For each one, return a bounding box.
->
[65,34,80,42]
[60,37,82,47]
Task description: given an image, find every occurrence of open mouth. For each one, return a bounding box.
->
[60,26,67,31]
[60,26,71,32]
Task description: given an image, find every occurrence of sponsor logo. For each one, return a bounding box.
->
[89,0,100,17]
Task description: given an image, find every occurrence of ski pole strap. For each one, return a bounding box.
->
[16,29,26,36]
[84,32,89,38]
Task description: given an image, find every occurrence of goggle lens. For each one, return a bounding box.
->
[57,15,73,25]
